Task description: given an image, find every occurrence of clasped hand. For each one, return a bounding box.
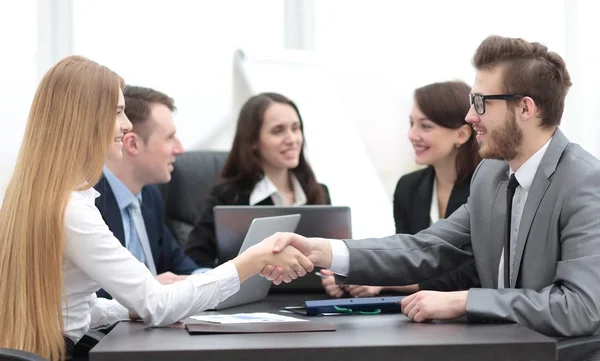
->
[248,232,315,284]
[254,232,331,285]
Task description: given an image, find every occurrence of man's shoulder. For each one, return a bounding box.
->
[469,159,510,194]
[558,143,600,173]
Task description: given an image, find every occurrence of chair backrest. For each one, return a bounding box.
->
[0,349,49,361]
[159,150,228,247]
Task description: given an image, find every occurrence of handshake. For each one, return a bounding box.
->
[233,232,333,285]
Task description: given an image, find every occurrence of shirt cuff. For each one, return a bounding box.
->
[90,298,130,330]
[189,260,240,303]
[329,239,349,276]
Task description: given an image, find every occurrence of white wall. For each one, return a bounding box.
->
[562,0,600,154]
[2,1,599,230]
[0,1,37,200]
[313,0,567,193]
[71,0,285,151]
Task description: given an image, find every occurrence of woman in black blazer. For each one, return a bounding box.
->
[333,81,482,298]
[185,93,330,268]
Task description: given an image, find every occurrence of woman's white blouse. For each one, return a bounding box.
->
[429,178,440,225]
[62,188,240,342]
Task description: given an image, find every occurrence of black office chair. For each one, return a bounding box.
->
[558,335,600,361]
[159,150,228,247]
[0,348,48,361]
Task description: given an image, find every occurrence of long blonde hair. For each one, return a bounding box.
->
[0,56,122,360]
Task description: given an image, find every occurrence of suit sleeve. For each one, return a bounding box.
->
[185,187,223,268]
[343,203,474,287]
[466,167,600,337]
[417,177,481,291]
[419,261,480,291]
[392,173,480,291]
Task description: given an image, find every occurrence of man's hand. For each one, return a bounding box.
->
[400,291,468,322]
[258,232,333,284]
[320,269,345,298]
[344,285,383,298]
[260,241,314,284]
[155,272,187,285]
[234,232,314,283]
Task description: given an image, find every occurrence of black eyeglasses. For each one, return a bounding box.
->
[469,93,524,115]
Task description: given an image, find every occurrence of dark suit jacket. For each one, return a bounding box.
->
[185,182,330,268]
[94,176,199,298]
[393,166,480,291]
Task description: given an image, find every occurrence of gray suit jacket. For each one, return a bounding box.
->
[344,128,600,337]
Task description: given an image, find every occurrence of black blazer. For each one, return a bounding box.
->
[94,176,199,298]
[392,166,480,291]
[185,181,330,268]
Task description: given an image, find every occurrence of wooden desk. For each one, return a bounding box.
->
[90,293,556,361]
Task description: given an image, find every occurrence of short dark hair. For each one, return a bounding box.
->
[220,92,328,205]
[415,81,481,182]
[473,35,572,128]
[123,86,176,141]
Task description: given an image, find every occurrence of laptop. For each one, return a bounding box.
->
[214,205,352,292]
[214,214,301,310]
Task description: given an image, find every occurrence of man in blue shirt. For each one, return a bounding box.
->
[95,86,206,294]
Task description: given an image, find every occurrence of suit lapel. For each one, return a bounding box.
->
[94,176,126,246]
[257,198,275,206]
[140,188,161,268]
[510,129,569,287]
[489,179,507,288]
[415,167,434,231]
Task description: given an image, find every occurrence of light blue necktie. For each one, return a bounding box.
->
[127,198,157,275]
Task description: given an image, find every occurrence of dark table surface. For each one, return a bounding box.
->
[90,293,557,361]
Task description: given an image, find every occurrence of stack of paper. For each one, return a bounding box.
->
[190,312,307,324]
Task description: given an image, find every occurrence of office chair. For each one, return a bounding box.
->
[158,150,228,247]
[558,335,600,361]
[0,348,48,361]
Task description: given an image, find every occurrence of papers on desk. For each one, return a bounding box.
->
[190,312,307,324]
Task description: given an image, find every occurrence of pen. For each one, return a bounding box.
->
[315,271,326,278]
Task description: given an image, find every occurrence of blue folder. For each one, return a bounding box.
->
[283,296,405,316]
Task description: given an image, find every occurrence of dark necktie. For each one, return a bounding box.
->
[504,174,520,288]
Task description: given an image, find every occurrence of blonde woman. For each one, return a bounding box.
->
[0,56,310,361]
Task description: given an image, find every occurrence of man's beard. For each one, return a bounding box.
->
[478,111,522,161]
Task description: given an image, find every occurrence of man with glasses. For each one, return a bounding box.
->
[261,35,600,350]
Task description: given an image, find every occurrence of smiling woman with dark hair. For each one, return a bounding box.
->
[396,80,480,234]
[322,81,482,299]
[185,92,330,268]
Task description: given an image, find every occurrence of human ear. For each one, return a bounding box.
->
[122,132,140,155]
[519,96,537,120]
[455,124,472,147]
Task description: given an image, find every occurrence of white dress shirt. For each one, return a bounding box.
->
[329,138,553,279]
[62,187,240,343]
[249,174,307,206]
